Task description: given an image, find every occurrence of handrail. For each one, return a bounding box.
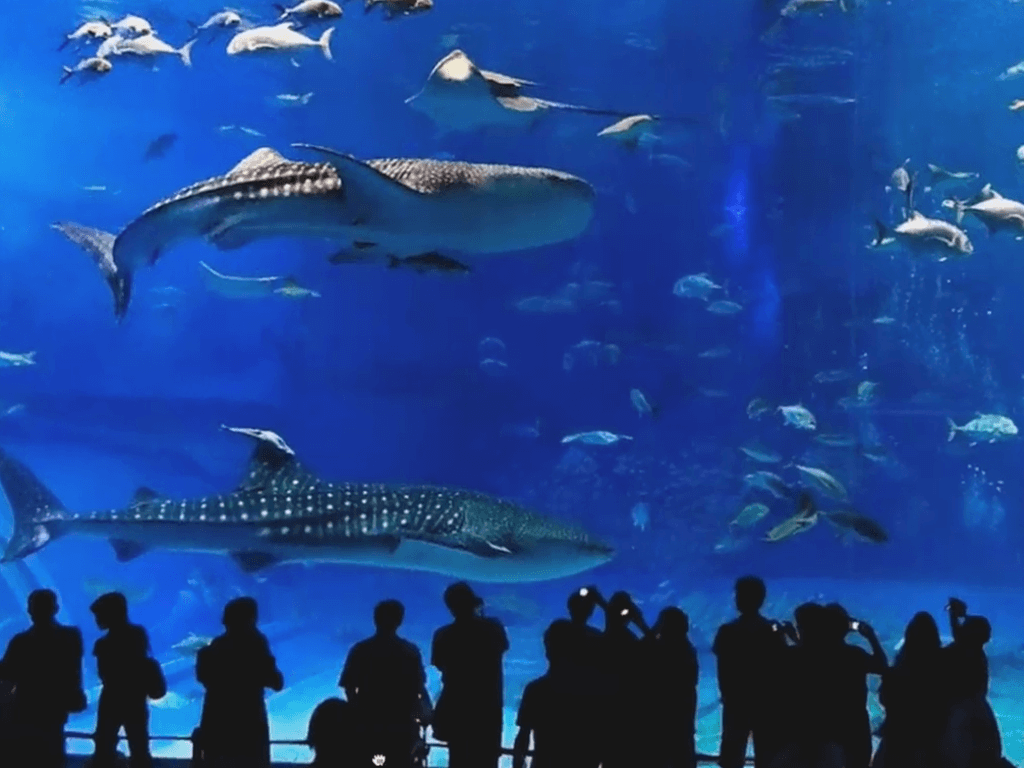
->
[65,731,747,763]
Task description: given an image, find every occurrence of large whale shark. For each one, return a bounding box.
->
[53,144,595,319]
[0,426,613,583]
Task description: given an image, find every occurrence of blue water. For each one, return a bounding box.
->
[2,0,1024,763]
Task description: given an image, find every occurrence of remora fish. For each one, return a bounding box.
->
[406,50,643,133]
[0,426,614,583]
[60,144,594,318]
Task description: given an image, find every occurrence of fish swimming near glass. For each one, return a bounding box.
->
[53,144,595,319]
[0,426,614,583]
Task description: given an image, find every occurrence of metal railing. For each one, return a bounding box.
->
[64,730,749,764]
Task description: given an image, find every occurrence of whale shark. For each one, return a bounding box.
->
[53,144,595,320]
[0,426,614,583]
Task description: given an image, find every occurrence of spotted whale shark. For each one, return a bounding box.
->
[53,144,595,319]
[0,426,613,583]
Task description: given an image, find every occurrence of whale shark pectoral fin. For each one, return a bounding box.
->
[231,550,280,573]
[110,539,149,562]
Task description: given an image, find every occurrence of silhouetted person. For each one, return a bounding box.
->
[712,576,786,768]
[645,607,698,768]
[941,598,1002,768]
[341,599,427,768]
[0,589,85,768]
[90,591,153,768]
[822,603,887,768]
[431,582,509,768]
[874,611,945,768]
[565,586,605,679]
[512,619,604,768]
[197,597,284,768]
[601,590,651,768]
[308,697,353,767]
[779,602,845,768]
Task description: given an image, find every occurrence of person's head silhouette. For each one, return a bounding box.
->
[28,589,58,626]
[90,591,128,631]
[223,596,259,633]
[373,599,404,635]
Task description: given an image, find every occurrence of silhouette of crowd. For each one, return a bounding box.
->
[0,575,1013,768]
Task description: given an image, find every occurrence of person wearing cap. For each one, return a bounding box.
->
[431,581,509,768]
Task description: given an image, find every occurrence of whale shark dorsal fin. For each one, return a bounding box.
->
[222,425,319,492]
[227,147,287,177]
[292,143,427,200]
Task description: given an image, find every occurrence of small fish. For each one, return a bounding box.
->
[597,114,659,148]
[707,300,743,315]
[274,279,320,299]
[500,420,540,439]
[823,510,888,544]
[763,512,816,542]
[273,92,315,107]
[103,34,196,67]
[873,316,896,325]
[857,380,878,402]
[172,632,212,657]
[739,443,781,464]
[387,253,471,274]
[1000,61,1024,81]
[947,414,1018,444]
[226,23,334,60]
[58,20,113,50]
[793,464,847,501]
[778,404,816,430]
[81,185,108,192]
[814,433,856,448]
[238,126,264,137]
[672,273,721,301]
[747,398,773,420]
[0,351,36,367]
[112,15,154,37]
[1011,99,1024,111]
[813,369,850,384]
[188,10,243,35]
[630,502,650,532]
[479,358,508,377]
[0,404,26,419]
[713,532,752,554]
[925,163,978,187]
[60,56,113,85]
[144,133,178,161]
[743,471,792,500]
[561,431,633,446]
[275,0,343,21]
[698,345,731,359]
[946,185,1024,238]
[365,0,434,19]
[630,388,657,418]
[870,214,973,259]
[731,502,770,529]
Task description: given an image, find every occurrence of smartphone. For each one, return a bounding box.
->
[850,620,861,631]
[579,587,589,598]
[770,621,780,632]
